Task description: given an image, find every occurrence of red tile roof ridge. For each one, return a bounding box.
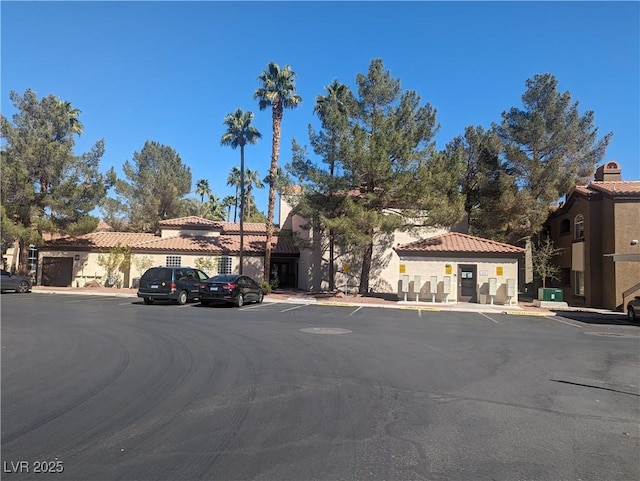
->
[396,231,524,254]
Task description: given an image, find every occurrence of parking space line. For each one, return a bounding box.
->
[281,304,306,313]
[349,306,363,316]
[478,312,499,324]
[547,316,582,328]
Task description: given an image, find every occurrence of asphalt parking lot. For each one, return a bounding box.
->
[2,293,639,481]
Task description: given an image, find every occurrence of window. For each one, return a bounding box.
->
[166,256,181,267]
[574,215,584,241]
[217,256,232,275]
[573,270,585,296]
[560,219,570,235]
[561,268,571,286]
[28,245,38,272]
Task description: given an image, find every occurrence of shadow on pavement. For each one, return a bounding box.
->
[553,310,635,326]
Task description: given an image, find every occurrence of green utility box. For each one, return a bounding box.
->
[538,287,564,302]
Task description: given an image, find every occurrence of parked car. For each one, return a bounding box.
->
[137,267,209,305]
[627,296,640,323]
[199,274,264,307]
[1,269,32,293]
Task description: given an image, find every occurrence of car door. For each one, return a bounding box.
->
[1,270,17,290]
[182,269,201,299]
[239,276,254,302]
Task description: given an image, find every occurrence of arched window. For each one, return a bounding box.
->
[574,214,584,241]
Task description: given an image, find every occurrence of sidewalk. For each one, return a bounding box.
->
[31,285,556,316]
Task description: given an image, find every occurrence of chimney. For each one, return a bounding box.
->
[594,161,622,181]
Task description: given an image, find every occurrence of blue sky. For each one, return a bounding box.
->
[2,1,638,221]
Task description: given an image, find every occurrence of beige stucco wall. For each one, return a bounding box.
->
[37,249,265,287]
[614,200,640,310]
[396,256,520,305]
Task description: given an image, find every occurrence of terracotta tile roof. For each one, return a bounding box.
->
[157,216,271,234]
[46,232,158,248]
[396,232,524,255]
[45,232,298,255]
[218,222,268,234]
[158,216,222,227]
[588,181,640,196]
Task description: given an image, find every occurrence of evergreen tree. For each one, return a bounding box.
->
[1,89,115,273]
[289,60,463,294]
[114,141,192,232]
[497,73,612,239]
[447,125,523,242]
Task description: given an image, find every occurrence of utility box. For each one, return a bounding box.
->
[488,278,497,296]
[401,275,410,293]
[430,276,438,294]
[538,287,564,302]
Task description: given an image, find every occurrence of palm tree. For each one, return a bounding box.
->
[243,168,264,221]
[221,195,236,222]
[313,80,353,291]
[254,62,302,282]
[226,167,241,222]
[195,178,211,205]
[205,194,226,221]
[221,109,261,274]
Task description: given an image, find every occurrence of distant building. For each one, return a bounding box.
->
[546,161,640,310]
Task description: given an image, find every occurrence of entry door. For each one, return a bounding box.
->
[458,265,477,303]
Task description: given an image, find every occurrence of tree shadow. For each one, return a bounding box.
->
[553,310,636,326]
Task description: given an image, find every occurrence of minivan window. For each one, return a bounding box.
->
[141,268,172,282]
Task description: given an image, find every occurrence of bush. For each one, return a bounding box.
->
[260,281,272,295]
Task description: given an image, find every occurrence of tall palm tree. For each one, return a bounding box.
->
[205,194,226,221]
[313,80,353,291]
[195,178,211,205]
[221,109,261,274]
[243,168,264,221]
[221,195,236,222]
[226,167,241,222]
[254,62,302,282]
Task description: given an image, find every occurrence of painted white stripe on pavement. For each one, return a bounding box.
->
[479,312,499,324]
[547,316,582,328]
[349,306,363,316]
[281,304,307,313]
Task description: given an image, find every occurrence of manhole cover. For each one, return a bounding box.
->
[584,331,635,338]
[299,327,352,335]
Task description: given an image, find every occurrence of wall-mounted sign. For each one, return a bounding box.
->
[343,263,350,273]
[496,266,504,276]
[399,264,406,273]
[445,264,452,275]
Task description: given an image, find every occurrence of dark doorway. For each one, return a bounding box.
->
[41,257,74,287]
[271,260,296,288]
[458,264,477,303]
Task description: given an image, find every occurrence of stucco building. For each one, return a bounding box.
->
[546,161,640,310]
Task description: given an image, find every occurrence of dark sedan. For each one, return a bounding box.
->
[199,274,263,307]
[1,269,32,293]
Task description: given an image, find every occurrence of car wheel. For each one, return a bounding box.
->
[200,300,210,307]
[236,294,244,307]
[16,281,30,293]
[628,306,636,322]
[177,290,188,305]
[143,297,154,305]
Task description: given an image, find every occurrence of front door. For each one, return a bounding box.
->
[458,265,477,303]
